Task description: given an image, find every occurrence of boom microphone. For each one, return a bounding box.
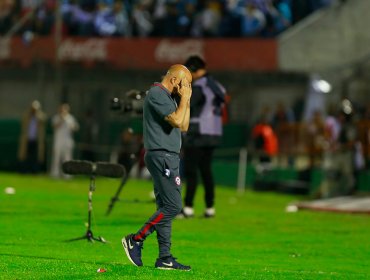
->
[96,162,126,178]
[62,160,94,175]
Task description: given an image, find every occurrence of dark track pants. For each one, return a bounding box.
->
[134,150,182,258]
[184,147,215,208]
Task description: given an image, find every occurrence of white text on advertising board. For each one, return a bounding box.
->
[155,39,204,63]
[58,39,107,61]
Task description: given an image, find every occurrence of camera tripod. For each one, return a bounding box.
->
[66,175,106,243]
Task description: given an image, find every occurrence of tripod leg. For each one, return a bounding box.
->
[66,175,108,243]
[65,230,106,243]
[92,236,107,243]
[106,174,129,216]
[65,235,90,242]
[87,230,106,243]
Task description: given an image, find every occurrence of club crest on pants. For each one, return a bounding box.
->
[175,176,181,186]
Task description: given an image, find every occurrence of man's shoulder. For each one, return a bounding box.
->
[148,84,163,97]
[148,84,172,102]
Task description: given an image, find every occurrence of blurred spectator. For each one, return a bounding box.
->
[94,0,131,36]
[33,0,56,35]
[18,100,46,173]
[324,104,341,148]
[62,0,95,36]
[131,0,153,37]
[305,109,325,168]
[20,0,40,13]
[264,0,291,36]
[319,110,357,198]
[271,101,295,128]
[176,0,196,36]
[159,1,178,36]
[217,0,241,37]
[271,102,295,165]
[239,3,266,37]
[155,0,196,37]
[0,0,16,35]
[252,113,278,165]
[50,103,79,178]
[255,105,272,124]
[151,0,167,35]
[192,0,222,37]
[0,0,334,37]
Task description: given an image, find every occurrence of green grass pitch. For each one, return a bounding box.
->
[1,172,369,279]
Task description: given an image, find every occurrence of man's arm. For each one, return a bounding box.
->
[165,95,190,129]
[165,78,192,129]
[180,99,190,132]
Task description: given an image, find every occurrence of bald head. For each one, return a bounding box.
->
[162,64,192,94]
[166,64,192,81]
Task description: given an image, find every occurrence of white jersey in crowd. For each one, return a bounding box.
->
[50,113,79,178]
[52,114,79,147]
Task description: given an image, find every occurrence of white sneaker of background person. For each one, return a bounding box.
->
[204,207,215,218]
[176,206,194,219]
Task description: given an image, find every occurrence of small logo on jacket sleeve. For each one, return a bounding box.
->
[175,176,181,186]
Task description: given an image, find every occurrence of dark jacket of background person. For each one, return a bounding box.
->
[181,56,227,215]
[183,74,226,148]
[18,102,46,165]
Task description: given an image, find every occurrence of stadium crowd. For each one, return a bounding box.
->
[251,98,370,197]
[1,0,336,37]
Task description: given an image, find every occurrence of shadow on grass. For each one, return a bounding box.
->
[0,252,119,266]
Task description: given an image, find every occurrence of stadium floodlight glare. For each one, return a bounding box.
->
[313,79,332,93]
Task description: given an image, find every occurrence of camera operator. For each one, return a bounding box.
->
[117,127,142,176]
[181,55,227,218]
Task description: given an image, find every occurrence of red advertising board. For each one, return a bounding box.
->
[0,37,277,71]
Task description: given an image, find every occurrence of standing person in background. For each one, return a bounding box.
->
[252,114,278,166]
[122,64,192,270]
[18,100,47,173]
[50,103,79,178]
[180,55,227,218]
[271,101,295,166]
[320,110,357,197]
[305,110,326,168]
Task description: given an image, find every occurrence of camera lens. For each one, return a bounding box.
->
[110,98,122,111]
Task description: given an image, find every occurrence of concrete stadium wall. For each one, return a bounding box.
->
[0,66,308,173]
[0,65,308,125]
[0,66,160,120]
[279,1,370,73]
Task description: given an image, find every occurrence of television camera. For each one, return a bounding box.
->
[110,89,147,116]
[107,89,147,215]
